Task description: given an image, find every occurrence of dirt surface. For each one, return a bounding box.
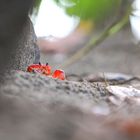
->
[0,71,140,140]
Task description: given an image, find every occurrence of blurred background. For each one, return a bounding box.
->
[31,0,140,76]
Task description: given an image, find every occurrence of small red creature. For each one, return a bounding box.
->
[27,62,65,80]
[27,62,51,75]
[52,69,65,80]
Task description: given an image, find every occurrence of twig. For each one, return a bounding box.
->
[60,6,131,69]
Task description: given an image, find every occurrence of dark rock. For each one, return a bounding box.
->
[10,18,40,71]
[0,0,39,83]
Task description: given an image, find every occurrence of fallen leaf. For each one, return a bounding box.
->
[107,86,140,105]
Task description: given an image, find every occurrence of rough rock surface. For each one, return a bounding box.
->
[8,18,40,71]
[2,71,109,107]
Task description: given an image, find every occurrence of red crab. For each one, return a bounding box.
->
[27,62,51,76]
[27,62,65,80]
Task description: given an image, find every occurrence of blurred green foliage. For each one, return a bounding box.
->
[54,0,122,23]
[34,0,132,24]
[34,0,42,8]
[34,0,42,12]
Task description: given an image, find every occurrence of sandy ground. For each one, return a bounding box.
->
[1,71,140,140]
[1,27,140,140]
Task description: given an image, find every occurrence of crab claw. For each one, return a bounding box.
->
[52,69,65,80]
